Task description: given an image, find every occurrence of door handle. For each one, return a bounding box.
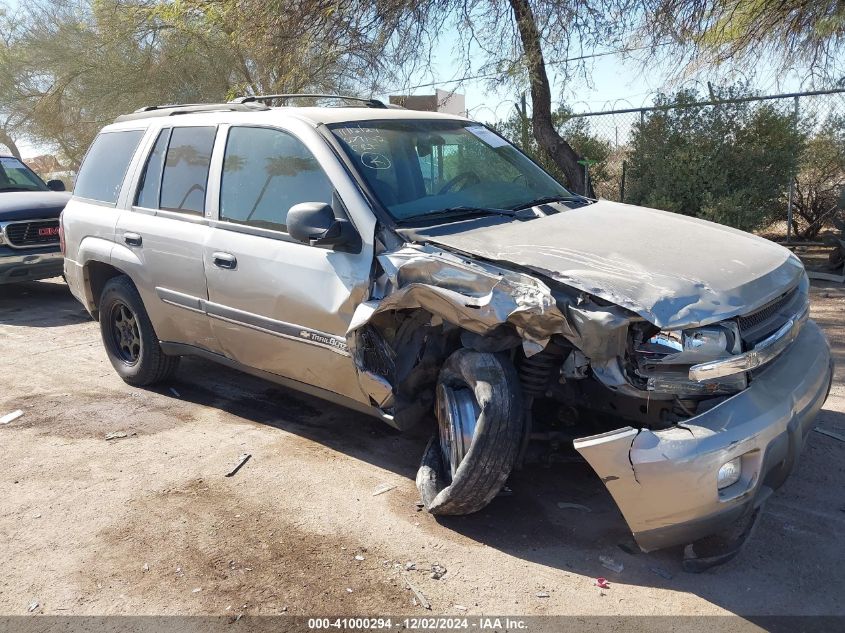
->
[212,252,237,270]
[124,232,142,247]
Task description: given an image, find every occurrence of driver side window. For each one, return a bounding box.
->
[219,126,333,233]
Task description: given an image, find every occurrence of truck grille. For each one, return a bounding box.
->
[4,220,61,247]
[737,285,801,347]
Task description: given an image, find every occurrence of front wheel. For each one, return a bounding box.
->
[416,349,524,515]
[99,275,179,386]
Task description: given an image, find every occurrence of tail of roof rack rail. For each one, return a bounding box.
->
[229,93,388,108]
[113,102,270,123]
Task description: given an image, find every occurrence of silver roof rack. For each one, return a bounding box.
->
[229,93,388,109]
[114,102,270,123]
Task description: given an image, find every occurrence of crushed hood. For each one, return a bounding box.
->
[400,200,804,329]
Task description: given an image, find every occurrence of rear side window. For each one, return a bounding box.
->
[74,130,145,204]
[159,127,216,214]
[135,128,170,209]
[219,126,333,232]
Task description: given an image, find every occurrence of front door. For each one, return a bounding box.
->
[203,124,376,402]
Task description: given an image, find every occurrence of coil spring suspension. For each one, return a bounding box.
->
[518,345,565,398]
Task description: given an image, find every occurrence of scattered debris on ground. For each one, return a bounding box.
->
[536,591,550,598]
[649,565,673,580]
[0,410,23,425]
[599,555,624,573]
[225,453,252,477]
[403,574,431,610]
[372,483,397,496]
[430,564,447,580]
[27,601,39,612]
[556,501,592,512]
[104,431,134,441]
[595,578,610,589]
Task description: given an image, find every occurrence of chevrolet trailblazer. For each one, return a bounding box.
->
[61,95,833,570]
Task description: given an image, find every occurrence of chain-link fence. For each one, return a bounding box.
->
[562,88,845,241]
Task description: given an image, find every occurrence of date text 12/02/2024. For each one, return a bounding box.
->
[307,618,528,630]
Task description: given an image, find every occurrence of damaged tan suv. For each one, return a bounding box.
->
[61,95,833,569]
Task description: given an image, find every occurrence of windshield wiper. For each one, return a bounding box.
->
[511,195,588,210]
[402,205,536,224]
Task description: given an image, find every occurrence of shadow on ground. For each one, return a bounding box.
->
[153,352,844,618]
[0,278,91,327]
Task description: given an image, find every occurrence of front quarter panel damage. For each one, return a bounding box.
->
[345,244,596,428]
[574,321,833,552]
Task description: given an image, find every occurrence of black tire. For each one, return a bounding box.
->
[99,275,179,386]
[416,349,523,515]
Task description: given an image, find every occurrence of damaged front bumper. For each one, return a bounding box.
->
[574,320,833,552]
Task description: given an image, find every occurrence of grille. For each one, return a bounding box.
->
[4,220,60,247]
[737,285,800,346]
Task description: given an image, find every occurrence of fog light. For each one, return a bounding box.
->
[717,457,742,489]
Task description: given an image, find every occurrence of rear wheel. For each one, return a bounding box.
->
[416,349,523,515]
[99,276,179,386]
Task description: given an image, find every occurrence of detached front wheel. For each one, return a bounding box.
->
[416,349,524,515]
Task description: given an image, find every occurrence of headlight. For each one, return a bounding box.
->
[634,321,746,396]
[644,323,740,356]
[717,457,742,489]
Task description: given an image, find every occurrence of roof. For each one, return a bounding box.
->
[106,104,471,132]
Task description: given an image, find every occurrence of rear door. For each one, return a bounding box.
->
[202,122,376,402]
[114,125,220,352]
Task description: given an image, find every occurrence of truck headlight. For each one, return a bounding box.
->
[717,457,742,489]
[644,323,740,356]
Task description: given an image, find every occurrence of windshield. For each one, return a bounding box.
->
[329,120,572,222]
[0,156,48,192]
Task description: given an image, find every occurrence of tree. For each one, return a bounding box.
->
[0,0,407,165]
[648,0,845,78]
[507,0,590,194]
[0,0,241,166]
[196,0,642,194]
[0,5,25,158]
[625,87,804,232]
[792,115,845,239]
[494,104,612,195]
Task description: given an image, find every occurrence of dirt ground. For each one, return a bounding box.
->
[1,277,843,620]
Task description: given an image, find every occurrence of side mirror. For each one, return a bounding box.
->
[287,202,360,252]
[46,179,66,192]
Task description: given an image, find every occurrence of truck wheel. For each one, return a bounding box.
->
[99,276,179,386]
[416,349,523,515]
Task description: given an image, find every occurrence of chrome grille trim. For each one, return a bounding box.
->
[1,219,61,249]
